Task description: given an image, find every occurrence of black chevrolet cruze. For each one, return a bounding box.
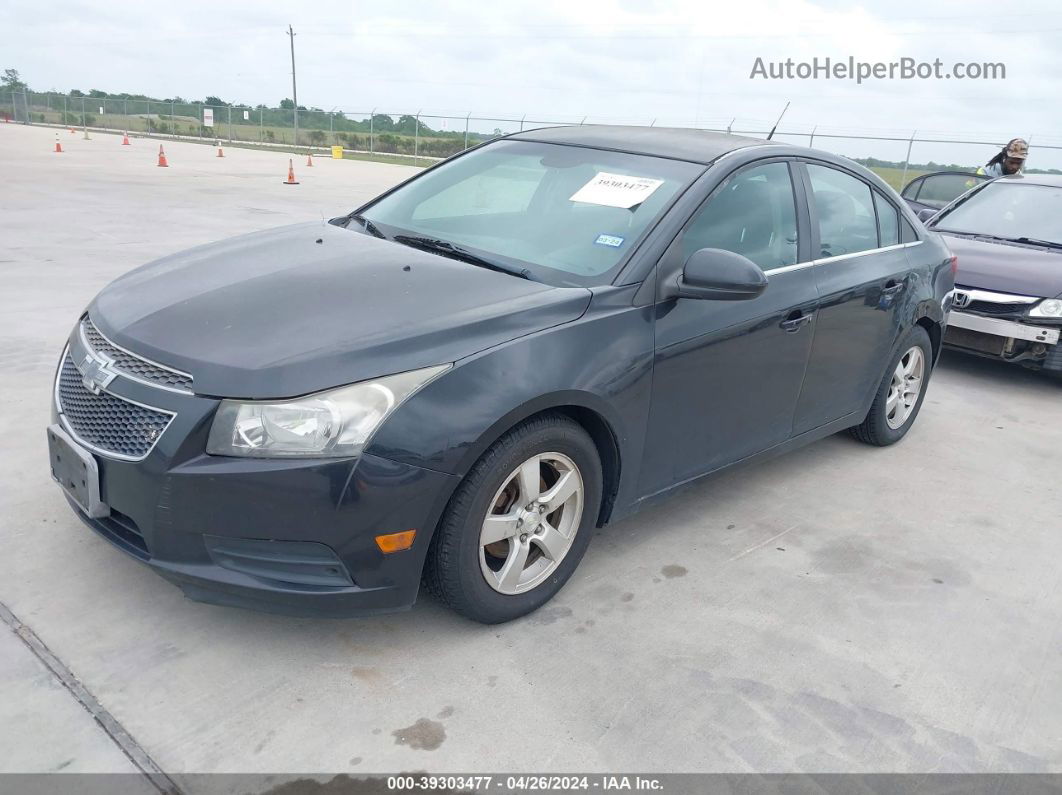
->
[48,126,954,623]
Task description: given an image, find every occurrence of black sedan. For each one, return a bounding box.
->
[925,174,1062,375]
[48,126,954,623]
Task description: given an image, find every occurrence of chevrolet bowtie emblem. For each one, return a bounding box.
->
[79,351,119,395]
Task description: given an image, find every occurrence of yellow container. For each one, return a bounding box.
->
[331,145,344,159]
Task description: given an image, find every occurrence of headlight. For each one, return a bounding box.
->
[206,364,450,458]
[1029,299,1062,318]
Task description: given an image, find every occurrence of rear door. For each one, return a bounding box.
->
[791,161,915,435]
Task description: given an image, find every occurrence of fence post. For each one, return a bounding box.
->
[81,96,89,138]
[63,94,67,125]
[900,130,917,187]
[414,110,421,165]
[464,112,470,150]
[227,106,232,142]
[124,98,129,134]
[369,108,376,154]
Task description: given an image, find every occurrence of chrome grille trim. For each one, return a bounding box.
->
[54,346,175,462]
[79,317,194,394]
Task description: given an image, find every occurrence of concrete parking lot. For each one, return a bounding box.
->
[2,123,1060,784]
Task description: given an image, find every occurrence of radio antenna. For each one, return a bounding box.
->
[766,101,790,141]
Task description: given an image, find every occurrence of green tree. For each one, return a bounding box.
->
[2,68,27,91]
[279,98,295,109]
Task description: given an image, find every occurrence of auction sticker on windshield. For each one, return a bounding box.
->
[570,172,665,209]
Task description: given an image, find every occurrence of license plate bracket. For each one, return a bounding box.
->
[47,424,109,518]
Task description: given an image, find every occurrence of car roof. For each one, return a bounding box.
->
[993,173,1062,187]
[508,125,772,165]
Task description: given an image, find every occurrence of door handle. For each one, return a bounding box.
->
[780,311,814,333]
[882,280,906,296]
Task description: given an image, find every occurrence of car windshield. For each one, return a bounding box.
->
[356,139,704,286]
[933,181,1062,246]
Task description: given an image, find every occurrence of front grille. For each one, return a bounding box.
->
[82,318,193,392]
[966,300,1030,317]
[944,326,1006,356]
[57,355,173,459]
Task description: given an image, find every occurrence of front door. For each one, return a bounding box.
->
[639,160,819,497]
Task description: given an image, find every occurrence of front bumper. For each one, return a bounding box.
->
[50,327,459,617]
[56,449,458,617]
[944,311,1061,370]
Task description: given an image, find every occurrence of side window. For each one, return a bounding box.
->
[901,217,919,243]
[681,162,798,270]
[900,178,922,200]
[807,164,878,257]
[915,174,978,209]
[874,190,899,246]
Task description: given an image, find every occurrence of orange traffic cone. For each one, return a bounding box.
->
[216,142,224,158]
[122,132,130,145]
[54,135,63,153]
[283,159,299,185]
[157,144,169,167]
[306,153,314,167]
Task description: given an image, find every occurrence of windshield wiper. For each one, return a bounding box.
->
[1000,236,1062,250]
[391,235,531,279]
[347,213,387,239]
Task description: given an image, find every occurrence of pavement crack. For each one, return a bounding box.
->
[0,599,181,794]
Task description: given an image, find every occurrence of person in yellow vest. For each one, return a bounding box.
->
[977,138,1029,178]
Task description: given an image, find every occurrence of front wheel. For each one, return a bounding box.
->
[850,326,934,446]
[424,414,602,624]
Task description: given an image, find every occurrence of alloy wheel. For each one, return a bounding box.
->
[478,452,584,595]
[886,346,925,430]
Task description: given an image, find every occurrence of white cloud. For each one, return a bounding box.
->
[3,0,1060,167]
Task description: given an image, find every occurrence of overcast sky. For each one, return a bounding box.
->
[5,0,1061,167]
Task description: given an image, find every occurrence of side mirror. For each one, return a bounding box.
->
[665,248,769,301]
[916,207,937,223]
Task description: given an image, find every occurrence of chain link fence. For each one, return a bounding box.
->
[4,90,1061,188]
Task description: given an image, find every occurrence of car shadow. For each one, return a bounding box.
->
[935,349,1060,394]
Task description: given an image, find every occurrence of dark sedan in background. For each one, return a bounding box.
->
[49,126,954,624]
[924,174,1062,376]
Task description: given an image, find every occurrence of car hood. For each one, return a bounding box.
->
[937,233,1062,297]
[90,223,592,399]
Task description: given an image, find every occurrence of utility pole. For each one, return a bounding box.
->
[287,24,298,147]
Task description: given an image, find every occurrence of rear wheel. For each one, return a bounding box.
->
[850,326,933,446]
[425,414,602,624]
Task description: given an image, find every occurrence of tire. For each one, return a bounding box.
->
[850,326,934,447]
[425,413,602,624]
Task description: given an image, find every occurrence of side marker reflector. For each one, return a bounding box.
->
[375,529,417,554]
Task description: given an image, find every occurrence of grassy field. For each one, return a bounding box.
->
[869,166,928,191]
